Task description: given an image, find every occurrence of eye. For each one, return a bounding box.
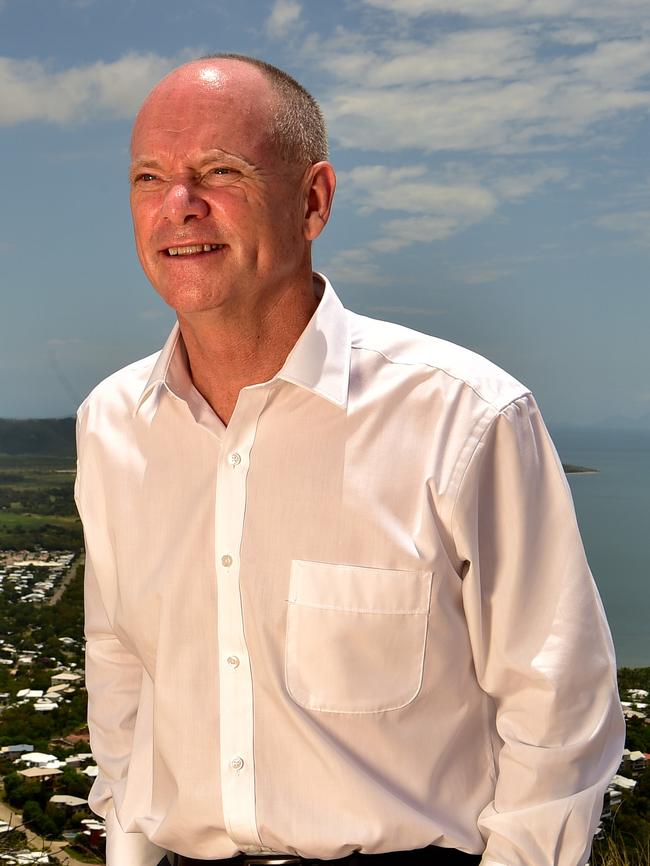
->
[203,166,240,185]
[133,173,158,184]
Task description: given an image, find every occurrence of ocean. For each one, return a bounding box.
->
[552,427,650,668]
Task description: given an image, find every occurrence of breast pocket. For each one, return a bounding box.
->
[285,560,432,714]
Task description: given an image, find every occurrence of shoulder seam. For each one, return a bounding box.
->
[449,392,533,542]
[350,343,531,413]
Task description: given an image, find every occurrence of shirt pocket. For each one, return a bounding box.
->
[285,560,433,714]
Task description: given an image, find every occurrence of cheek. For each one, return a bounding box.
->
[131,199,158,242]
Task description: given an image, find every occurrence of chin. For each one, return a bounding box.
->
[154,283,228,315]
[164,298,225,316]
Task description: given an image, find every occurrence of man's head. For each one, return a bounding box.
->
[200,53,329,165]
[129,56,335,317]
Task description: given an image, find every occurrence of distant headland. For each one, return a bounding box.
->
[563,463,599,474]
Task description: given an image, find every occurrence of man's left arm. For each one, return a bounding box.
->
[452,393,625,866]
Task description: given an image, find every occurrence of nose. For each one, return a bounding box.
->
[161,182,209,225]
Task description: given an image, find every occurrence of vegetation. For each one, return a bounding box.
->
[618,669,650,694]
[0,455,81,550]
[563,463,598,474]
[593,668,650,866]
[0,418,76,458]
[3,765,92,839]
[593,835,650,866]
[0,828,29,857]
[618,669,650,755]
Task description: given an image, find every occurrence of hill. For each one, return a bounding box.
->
[0,418,76,458]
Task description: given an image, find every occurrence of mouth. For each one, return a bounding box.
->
[165,243,225,257]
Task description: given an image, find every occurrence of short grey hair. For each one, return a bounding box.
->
[199,53,329,164]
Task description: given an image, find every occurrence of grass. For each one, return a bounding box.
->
[62,843,104,863]
[0,513,78,528]
[592,837,650,866]
[0,456,82,548]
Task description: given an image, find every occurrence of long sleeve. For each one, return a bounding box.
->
[451,394,625,866]
[76,412,167,866]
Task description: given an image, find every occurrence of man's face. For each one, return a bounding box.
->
[130,62,310,316]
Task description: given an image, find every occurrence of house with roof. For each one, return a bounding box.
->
[18,752,62,769]
[17,767,63,782]
[0,745,33,756]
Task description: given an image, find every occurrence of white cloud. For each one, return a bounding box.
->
[320,29,535,86]
[0,52,186,126]
[363,0,522,14]
[452,264,515,285]
[369,215,461,252]
[339,164,498,218]
[267,0,302,40]
[594,210,650,246]
[361,0,650,22]
[493,166,568,200]
[319,248,386,285]
[333,159,566,262]
[311,21,650,157]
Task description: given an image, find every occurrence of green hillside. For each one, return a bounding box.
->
[0,418,76,457]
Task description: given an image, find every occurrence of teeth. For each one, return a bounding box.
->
[167,244,222,256]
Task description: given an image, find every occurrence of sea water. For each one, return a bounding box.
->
[552,427,650,667]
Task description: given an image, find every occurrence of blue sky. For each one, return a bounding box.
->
[1,0,649,429]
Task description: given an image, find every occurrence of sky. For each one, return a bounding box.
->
[1,0,649,429]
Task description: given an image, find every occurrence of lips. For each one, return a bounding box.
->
[166,243,225,256]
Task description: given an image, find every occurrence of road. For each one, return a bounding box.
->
[48,554,83,607]
[0,799,99,865]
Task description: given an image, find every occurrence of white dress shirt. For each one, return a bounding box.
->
[75,274,624,866]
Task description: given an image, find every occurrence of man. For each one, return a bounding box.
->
[75,54,624,866]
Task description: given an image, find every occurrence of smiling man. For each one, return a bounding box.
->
[75,55,624,866]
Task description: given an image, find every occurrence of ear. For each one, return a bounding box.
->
[303,162,337,241]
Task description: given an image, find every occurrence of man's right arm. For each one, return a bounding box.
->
[76,411,166,866]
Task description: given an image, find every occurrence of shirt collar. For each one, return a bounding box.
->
[134,273,350,418]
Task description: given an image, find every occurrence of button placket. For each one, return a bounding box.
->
[214,386,270,849]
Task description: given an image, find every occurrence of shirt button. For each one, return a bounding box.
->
[230,756,244,772]
[221,554,233,567]
[226,655,240,669]
[229,452,242,466]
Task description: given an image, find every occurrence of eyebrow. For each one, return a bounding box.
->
[130,158,164,173]
[130,149,256,173]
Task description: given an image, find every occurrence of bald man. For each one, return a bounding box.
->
[75,55,624,866]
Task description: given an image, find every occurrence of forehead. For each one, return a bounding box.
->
[130,62,279,165]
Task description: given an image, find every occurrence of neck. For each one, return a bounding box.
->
[177,275,320,425]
